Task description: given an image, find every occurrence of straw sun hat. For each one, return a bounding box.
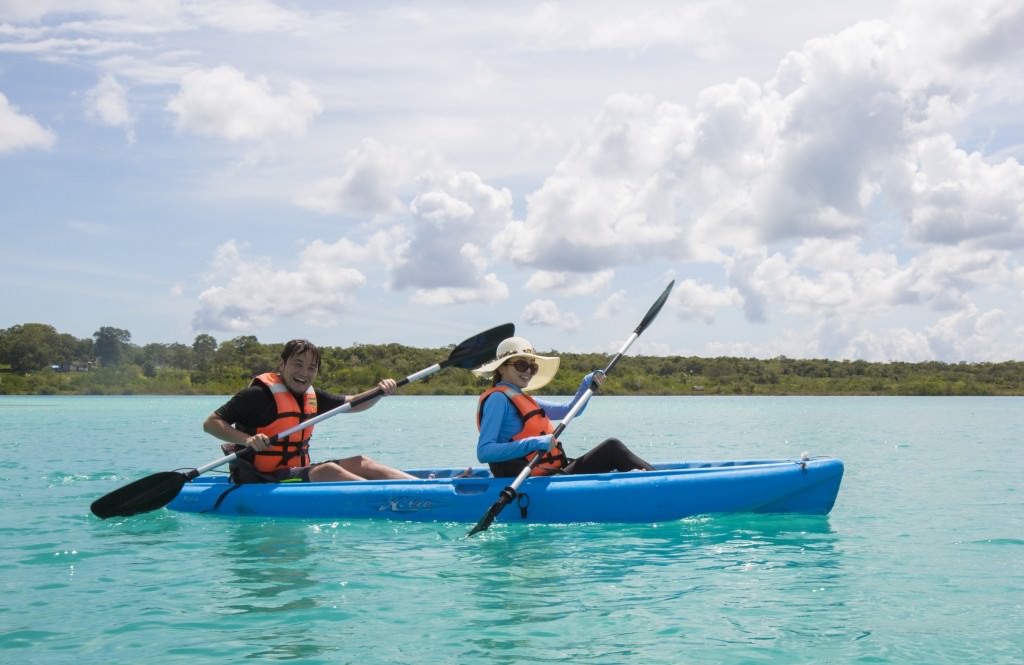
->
[473,336,560,391]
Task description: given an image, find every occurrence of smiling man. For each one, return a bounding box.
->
[203,338,416,484]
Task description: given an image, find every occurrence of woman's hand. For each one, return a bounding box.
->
[583,370,607,390]
[525,434,553,452]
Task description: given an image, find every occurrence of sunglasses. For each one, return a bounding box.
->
[506,358,540,374]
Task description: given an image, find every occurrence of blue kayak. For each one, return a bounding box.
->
[165,456,843,524]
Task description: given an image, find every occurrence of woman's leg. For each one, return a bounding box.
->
[562,438,654,475]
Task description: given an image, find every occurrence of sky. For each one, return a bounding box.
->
[2,1,1024,362]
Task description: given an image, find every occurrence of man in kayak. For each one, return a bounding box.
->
[204,338,416,483]
[474,336,654,477]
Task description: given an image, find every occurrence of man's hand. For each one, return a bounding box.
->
[243,433,272,451]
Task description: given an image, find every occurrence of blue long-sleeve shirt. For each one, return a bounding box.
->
[476,373,596,464]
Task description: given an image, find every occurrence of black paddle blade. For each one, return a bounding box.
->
[467,486,517,536]
[90,471,188,519]
[443,322,515,370]
[635,280,675,335]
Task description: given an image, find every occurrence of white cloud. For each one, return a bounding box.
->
[500,95,692,272]
[672,279,742,324]
[906,135,1024,247]
[925,305,1007,361]
[409,273,509,306]
[894,0,1024,72]
[522,1,729,56]
[217,159,518,313]
[725,241,1010,329]
[295,139,412,216]
[85,74,135,142]
[525,269,614,295]
[193,240,366,332]
[0,34,142,58]
[0,0,303,34]
[833,325,934,363]
[488,9,1024,359]
[594,290,627,320]
[522,299,582,332]
[905,246,1011,311]
[726,251,770,324]
[167,65,322,141]
[185,0,306,33]
[0,92,56,153]
[390,171,514,296]
[503,12,1023,271]
[831,301,1021,363]
[303,229,405,267]
[0,1,173,25]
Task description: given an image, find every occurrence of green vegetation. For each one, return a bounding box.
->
[2,322,1023,396]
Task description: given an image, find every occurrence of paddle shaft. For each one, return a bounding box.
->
[191,369,435,476]
[197,348,493,476]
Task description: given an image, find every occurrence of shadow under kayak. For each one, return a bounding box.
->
[165,456,844,524]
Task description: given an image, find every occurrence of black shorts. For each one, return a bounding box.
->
[222,443,316,484]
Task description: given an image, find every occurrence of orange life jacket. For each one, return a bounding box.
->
[250,372,316,473]
[477,385,567,476]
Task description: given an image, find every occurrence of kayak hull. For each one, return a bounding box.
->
[165,457,844,524]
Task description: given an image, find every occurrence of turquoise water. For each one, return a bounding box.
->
[1,395,1021,663]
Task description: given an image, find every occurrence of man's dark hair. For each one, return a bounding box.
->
[280,339,321,371]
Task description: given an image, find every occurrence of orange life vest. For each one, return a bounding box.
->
[250,372,316,473]
[477,385,568,476]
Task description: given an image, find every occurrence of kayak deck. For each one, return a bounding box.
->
[166,456,844,524]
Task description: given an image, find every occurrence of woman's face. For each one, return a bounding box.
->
[497,356,539,390]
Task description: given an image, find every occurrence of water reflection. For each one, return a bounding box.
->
[219,520,318,610]
[92,508,184,543]
[448,514,849,663]
[214,520,327,662]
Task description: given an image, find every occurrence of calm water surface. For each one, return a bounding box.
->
[1,395,1021,663]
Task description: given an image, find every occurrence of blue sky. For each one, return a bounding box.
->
[2,1,1023,361]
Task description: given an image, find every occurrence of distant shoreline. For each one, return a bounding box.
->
[4,350,1023,397]
[4,324,1022,396]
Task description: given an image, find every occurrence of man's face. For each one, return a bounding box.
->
[279,350,319,393]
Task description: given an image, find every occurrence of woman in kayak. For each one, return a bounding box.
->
[204,338,416,484]
[474,336,654,478]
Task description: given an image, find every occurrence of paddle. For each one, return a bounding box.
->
[90,322,515,519]
[467,281,675,536]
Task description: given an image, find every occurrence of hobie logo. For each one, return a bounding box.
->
[378,497,434,513]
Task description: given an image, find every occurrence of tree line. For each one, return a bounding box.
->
[2,322,1024,396]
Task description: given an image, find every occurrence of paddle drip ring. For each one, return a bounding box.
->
[517,492,530,518]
